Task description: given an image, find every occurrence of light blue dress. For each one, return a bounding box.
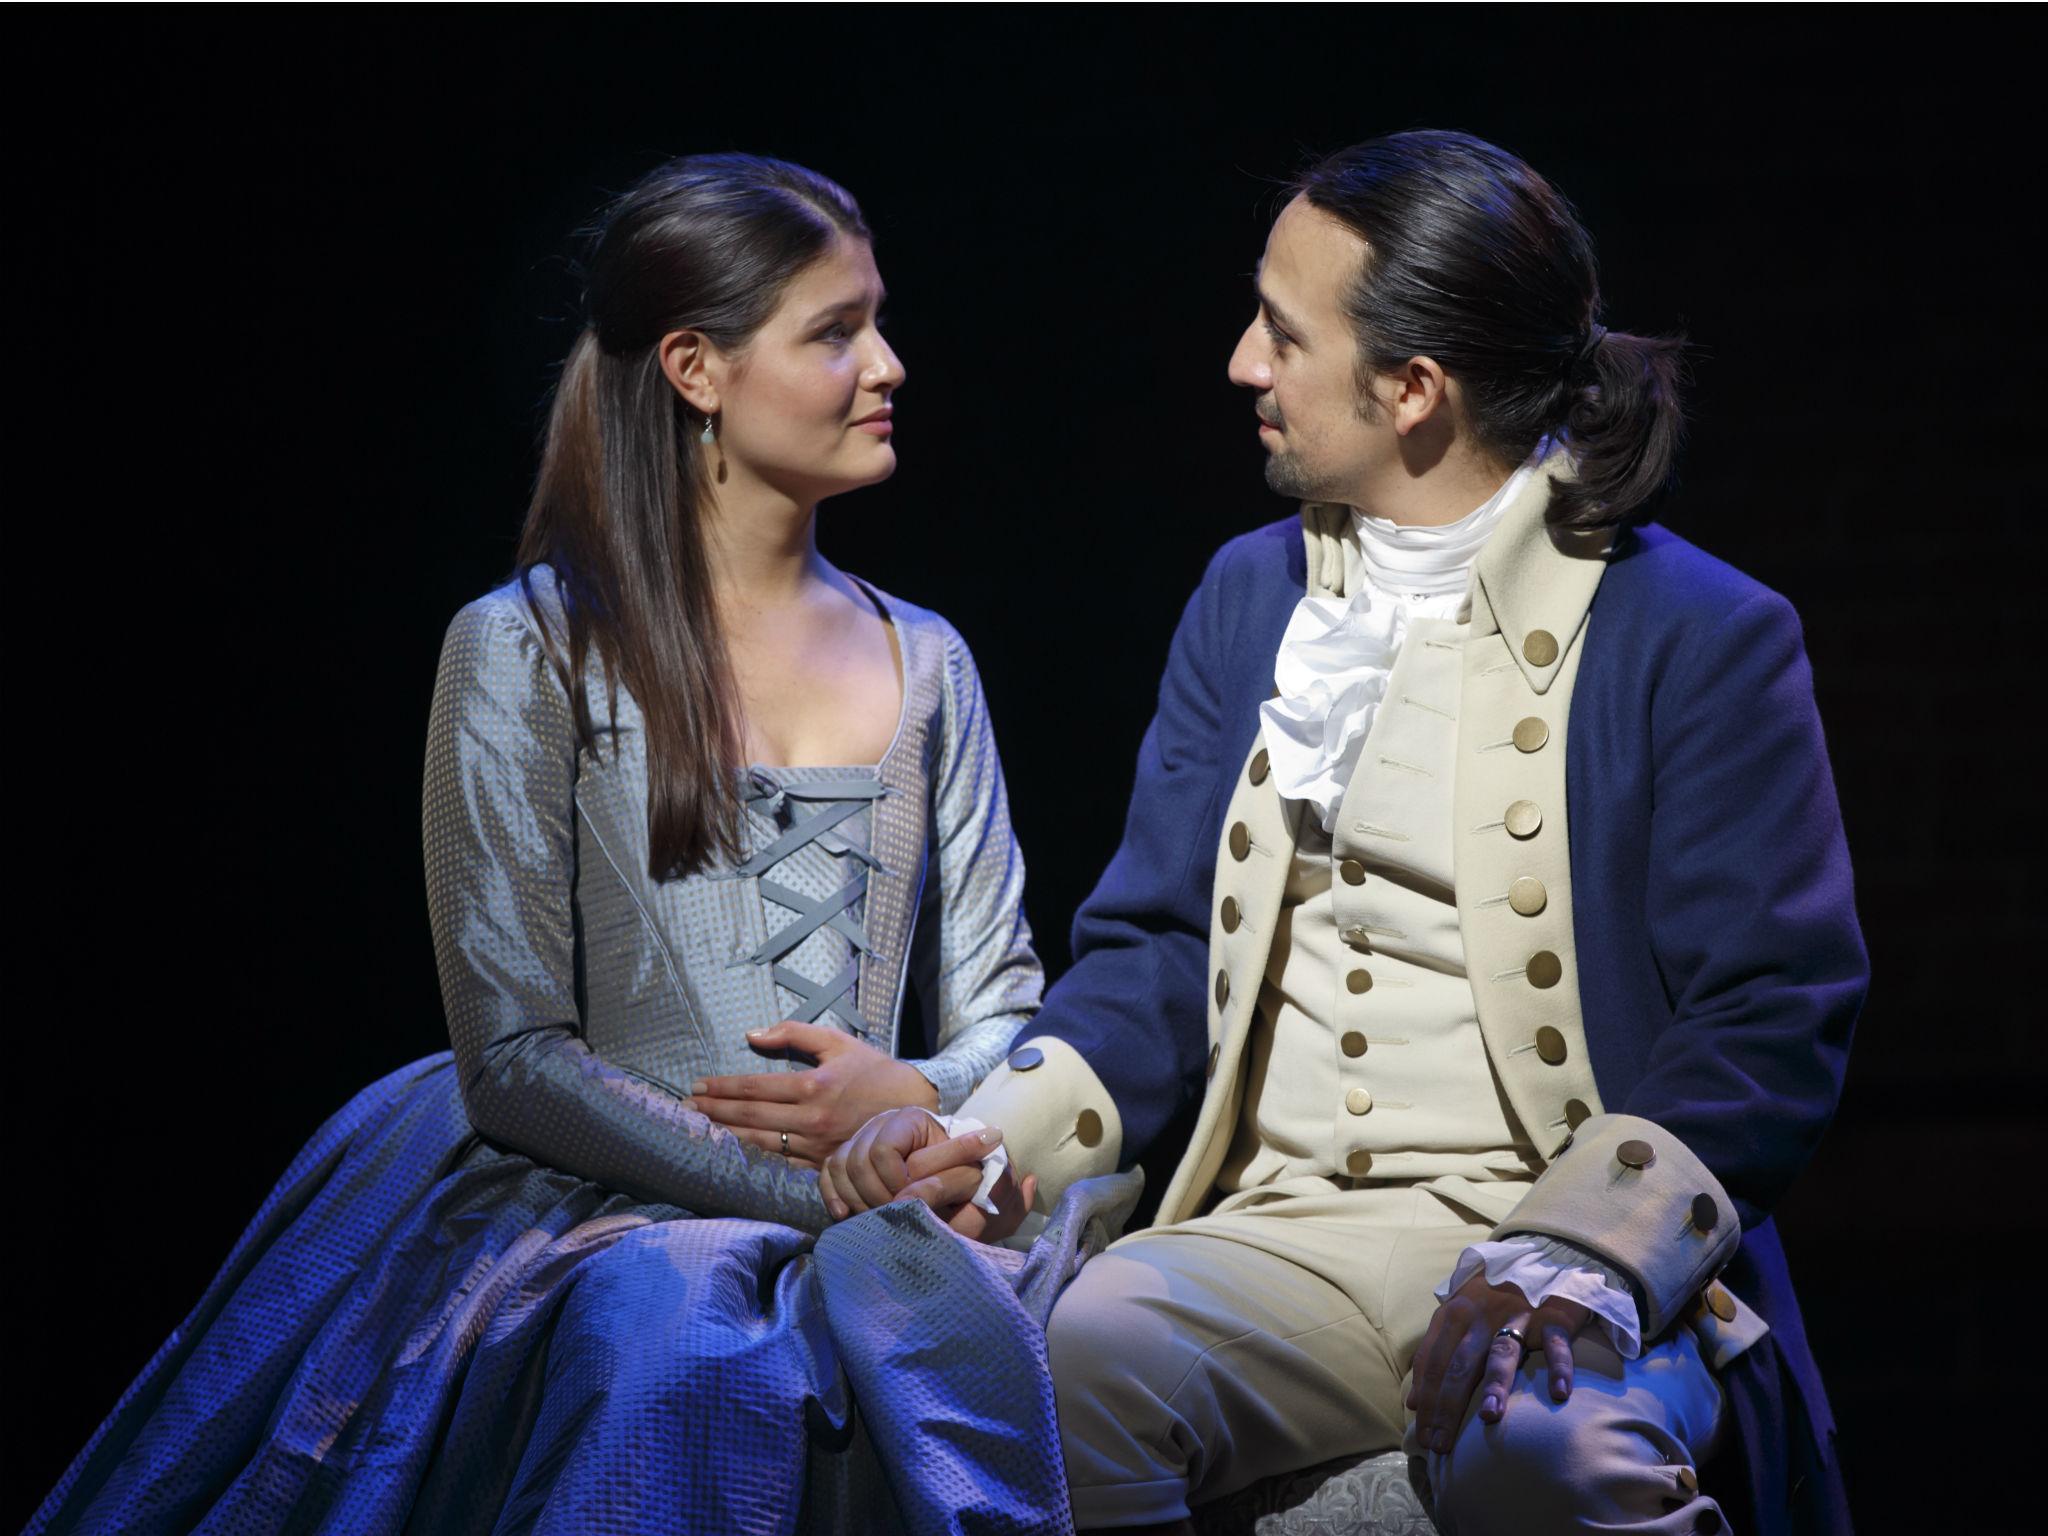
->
[31,569,1138,1536]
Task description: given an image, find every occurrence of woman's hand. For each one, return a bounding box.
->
[687,1021,941,1167]
[821,1106,1037,1243]
[1405,1268,1591,1453]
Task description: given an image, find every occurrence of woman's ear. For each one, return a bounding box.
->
[657,328,720,416]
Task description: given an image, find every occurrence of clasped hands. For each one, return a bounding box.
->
[687,1023,1034,1237]
[694,1025,1587,1423]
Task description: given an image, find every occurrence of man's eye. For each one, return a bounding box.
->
[1263,318,1291,349]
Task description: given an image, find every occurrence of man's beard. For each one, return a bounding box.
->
[1263,450,1319,499]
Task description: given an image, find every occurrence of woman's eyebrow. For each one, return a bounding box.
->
[802,289,886,328]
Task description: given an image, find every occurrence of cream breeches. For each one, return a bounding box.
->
[1046,1182,1727,1532]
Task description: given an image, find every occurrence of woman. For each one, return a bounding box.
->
[31,154,1064,1536]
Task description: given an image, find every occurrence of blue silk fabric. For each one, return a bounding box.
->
[30,569,1096,1535]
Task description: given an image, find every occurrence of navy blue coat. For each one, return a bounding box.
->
[1026,514,1864,1535]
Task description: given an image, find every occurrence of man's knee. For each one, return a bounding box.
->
[1430,1380,1717,1535]
[1046,1263,1172,1425]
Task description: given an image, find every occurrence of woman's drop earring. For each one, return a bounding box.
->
[700,412,727,484]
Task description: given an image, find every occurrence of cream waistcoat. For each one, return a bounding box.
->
[1153,464,1612,1231]
[1218,615,1544,1197]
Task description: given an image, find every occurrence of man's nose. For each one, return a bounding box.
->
[1226,321,1270,389]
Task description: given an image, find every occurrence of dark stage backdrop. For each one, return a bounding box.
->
[14,8,2035,1529]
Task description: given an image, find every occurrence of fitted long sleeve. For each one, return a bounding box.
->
[904,621,1045,1113]
[423,593,830,1234]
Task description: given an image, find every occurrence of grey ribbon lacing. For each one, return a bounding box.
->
[729,771,888,1037]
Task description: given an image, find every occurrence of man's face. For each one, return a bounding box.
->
[1226,195,1382,504]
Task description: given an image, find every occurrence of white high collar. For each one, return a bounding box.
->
[1350,452,1542,600]
[1259,442,1555,833]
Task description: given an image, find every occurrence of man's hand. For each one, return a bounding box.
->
[822,1106,1038,1242]
[687,1021,941,1167]
[1406,1268,1591,1453]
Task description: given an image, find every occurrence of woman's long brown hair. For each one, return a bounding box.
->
[515,154,870,879]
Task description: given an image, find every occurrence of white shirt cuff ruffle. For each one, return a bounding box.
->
[916,1109,1010,1213]
[1433,1235,1644,1359]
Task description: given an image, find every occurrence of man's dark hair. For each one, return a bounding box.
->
[1293,130,1686,530]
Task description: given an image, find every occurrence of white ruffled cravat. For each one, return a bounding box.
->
[1259,446,1548,833]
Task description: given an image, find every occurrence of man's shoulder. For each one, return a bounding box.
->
[1196,514,1303,598]
[1599,521,1797,638]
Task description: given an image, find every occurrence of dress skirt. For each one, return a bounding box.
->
[29,1053,1140,1536]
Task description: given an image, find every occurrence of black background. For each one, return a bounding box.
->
[14,6,2037,1530]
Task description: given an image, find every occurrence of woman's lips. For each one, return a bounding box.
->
[854,420,894,436]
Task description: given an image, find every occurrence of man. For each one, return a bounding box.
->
[830,130,1862,1535]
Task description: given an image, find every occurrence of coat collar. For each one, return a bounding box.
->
[1298,454,1612,697]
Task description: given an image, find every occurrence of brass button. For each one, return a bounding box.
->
[1346,968,1374,995]
[1341,1030,1367,1058]
[1617,1138,1657,1170]
[1221,896,1241,933]
[1229,822,1251,861]
[1007,1046,1044,1072]
[1345,1087,1374,1115]
[1214,970,1231,1008]
[1342,926,1371,949]
[1523,629,1559,667]
[1075,1108,1104,1148]
[1249,748,1270,784]
[1535,1026,1568,1065]
[1504,800,1542,839]
[1346,1148,1373,1176]
[1691,1193,1719,1232]
[1706,1283,1736,1323]
[1526,950,1562,989]
[1512,716,1550,753]
[1564,1098,1592,1130]
[1207,1042,1220,1078]
[1675,1465,1699,1497]
[1340,858,1367,885]
[1508,876,1547,916]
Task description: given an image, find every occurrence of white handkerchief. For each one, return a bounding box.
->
[918,1110,1010,1214]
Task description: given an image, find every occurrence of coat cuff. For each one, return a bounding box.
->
[1489,1111,1740,1340]
[954,1035,1121,1213]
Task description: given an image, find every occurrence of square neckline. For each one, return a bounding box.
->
[743,573,906,775]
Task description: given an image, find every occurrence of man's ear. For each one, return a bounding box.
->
[657,328,720,416]
[1389,355,1452,437]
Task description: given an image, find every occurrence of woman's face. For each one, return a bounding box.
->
[711,233,904,504]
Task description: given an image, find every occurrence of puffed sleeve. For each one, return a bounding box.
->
[423,591,830,1234]
[902,619,1046,1114]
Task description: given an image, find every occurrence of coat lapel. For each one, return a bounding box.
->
[1455,460,1610,1160]
[1157,729,1302,1225]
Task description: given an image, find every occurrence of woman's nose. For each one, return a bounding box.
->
[864,335,906,391]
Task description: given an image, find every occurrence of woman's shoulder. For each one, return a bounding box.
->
[844,573,979,675]
[432,568,576,709]
[447,566,564,640]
